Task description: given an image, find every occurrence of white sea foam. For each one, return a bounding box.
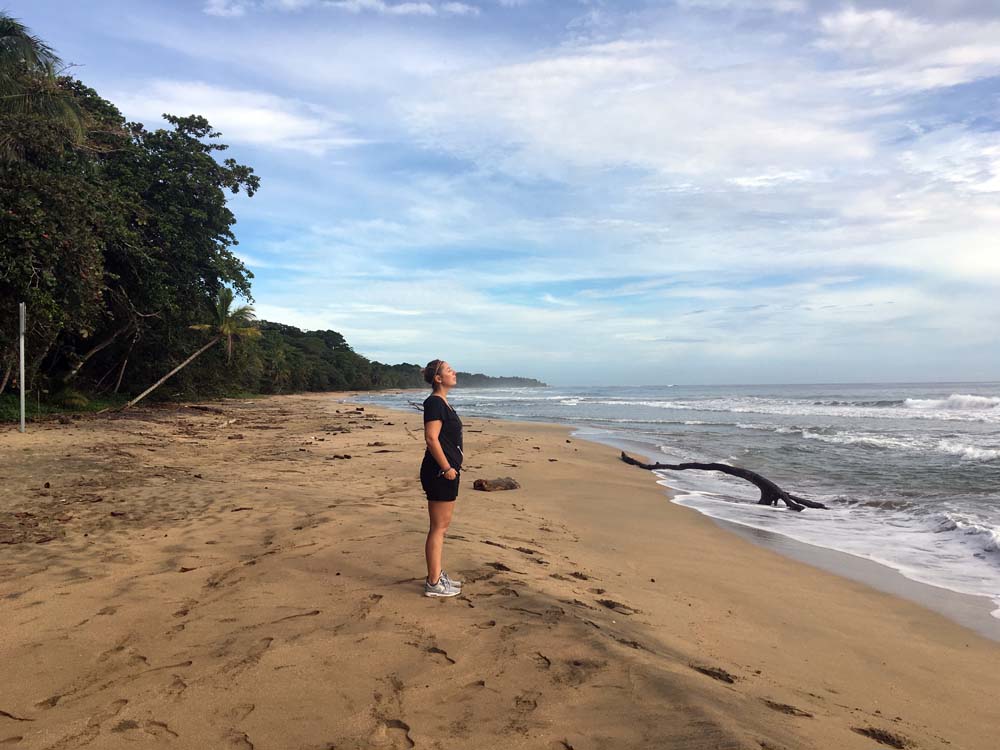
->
[936,441,1000,461]
[727,422,1000,461]
[586,395,1000,423]
[905,394,1000,411]
[669,490,1000,620]
[937,513,1000,554]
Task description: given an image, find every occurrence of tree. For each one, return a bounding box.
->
[123,288,260,409]
[0,12,84,161]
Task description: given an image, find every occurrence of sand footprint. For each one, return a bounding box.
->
[225,729,254,749]
[553,658,605,686]
[368,719,414,749]
[426,646,456,665]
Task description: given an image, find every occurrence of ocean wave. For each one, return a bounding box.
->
[813,399,904,407]
[905,394,1000,411]
[936,441,1000,462]
[798,431,916,450]
[935,513,1000,554]
[732,423,1000,461]
[589,396,1000,422]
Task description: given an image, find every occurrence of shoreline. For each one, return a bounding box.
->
[359,395,1000,640]
[576,429,1000,642]
[2,392,998,749]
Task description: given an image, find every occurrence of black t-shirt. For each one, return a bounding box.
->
[423,394,463,470]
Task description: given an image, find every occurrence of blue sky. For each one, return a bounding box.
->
[12,0,1000,385]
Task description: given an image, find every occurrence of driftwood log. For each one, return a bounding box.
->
[619,452,826,512]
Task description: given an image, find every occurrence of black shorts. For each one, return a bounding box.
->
[421,458,461,502]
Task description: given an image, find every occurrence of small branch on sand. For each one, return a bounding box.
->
[619,452,827,512]
[407,400,424,412]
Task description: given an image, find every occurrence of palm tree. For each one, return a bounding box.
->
[0,12,84,159]
[123,288,260,409]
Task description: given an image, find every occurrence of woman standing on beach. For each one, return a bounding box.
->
[421,359,464,598]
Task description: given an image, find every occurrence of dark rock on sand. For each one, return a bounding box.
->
[473,477,521,492]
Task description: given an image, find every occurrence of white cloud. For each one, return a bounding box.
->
[818,7,1000,91]
[898,126,1000,194]
[401,37,874,183]
[203,0,478,17]
[204,0,249,16]
[112,81,364,154]
[441,2,479,15]
[325,0,479,15]
[677,0,806,12]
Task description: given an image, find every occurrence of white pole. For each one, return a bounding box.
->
[19,302,26,433]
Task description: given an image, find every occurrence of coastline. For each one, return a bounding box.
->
[2,392,998,749]
[556,428,1000,641]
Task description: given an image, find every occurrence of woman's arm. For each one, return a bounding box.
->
[425,420,458,480]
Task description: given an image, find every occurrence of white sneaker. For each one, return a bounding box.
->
[424,577,460,597]
[440,571,462,589]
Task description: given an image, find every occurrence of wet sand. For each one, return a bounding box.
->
[1,392,997,749]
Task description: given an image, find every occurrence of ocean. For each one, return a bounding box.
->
[352,382,1000,619]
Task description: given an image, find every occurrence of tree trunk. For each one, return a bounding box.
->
[619,452,827,512]
[110,332,139,394]
[113,354,130,394]
[0,361,10,395]
[123,336,220,410]
[61,323,132,385]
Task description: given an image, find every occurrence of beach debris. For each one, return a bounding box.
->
[762,699,813,718]
[473,477,520,492]
[619,452,827,511]
[186,404,224,414]
[611,635,645,650]
[596,598,640,615]
[852,727,910,748]
[690,664,737,683]
[227,433,245,440]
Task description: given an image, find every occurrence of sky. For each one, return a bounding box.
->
[11,0,1000,386]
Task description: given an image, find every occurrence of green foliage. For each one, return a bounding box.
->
[53,387,88,409]
[0,391,127,422]
[0,14,258,404]
[0,13,84,159]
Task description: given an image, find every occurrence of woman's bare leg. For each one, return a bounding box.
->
[425,501,455,584]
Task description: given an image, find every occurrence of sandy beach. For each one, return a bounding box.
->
[1,392,997,750]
